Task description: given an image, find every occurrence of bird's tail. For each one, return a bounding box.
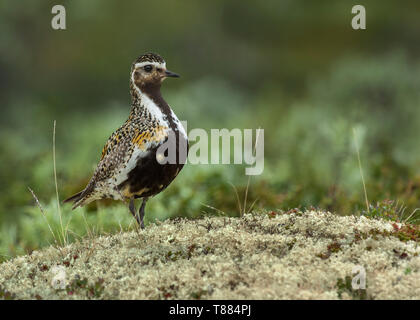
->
[63,190,87,209]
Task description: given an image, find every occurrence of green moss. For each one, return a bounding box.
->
[394,225,420,242]
[166,250,184,262]
[361,200,401,222]
[353,225,419,245]
[190,289,208,300]
[65,276,105,299]
[0,285,16,300]
[336,276,370,300]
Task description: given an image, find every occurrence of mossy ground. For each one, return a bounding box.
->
[0,210,419,300]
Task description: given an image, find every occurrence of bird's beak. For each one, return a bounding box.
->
[165,70,180,78]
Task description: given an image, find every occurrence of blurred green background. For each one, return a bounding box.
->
[1,0,420,260]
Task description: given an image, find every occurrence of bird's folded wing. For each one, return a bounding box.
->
[131,125,168,150]
[94,124,169,183]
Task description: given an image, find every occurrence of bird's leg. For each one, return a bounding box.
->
[129,197,140,225]
[139,197,148,229]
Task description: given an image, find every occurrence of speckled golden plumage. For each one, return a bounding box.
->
[64,53,188,228]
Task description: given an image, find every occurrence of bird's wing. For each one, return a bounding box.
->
[93,124,169,185]
[93,125,132,183]
[65,119,170,209]
[100,126,125,162]
[69,123,170,207]
[130,124,169,151]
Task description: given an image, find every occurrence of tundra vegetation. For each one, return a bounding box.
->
[0,210,419,299]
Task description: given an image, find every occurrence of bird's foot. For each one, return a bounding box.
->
[129,197,141,225]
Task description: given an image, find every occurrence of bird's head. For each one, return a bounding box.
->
[130,53,179,92]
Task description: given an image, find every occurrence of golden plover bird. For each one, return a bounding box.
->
[64,53,188,228]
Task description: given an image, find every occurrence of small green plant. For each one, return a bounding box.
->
[336,276,369,300]
[317,241,342,260]
[0,285,16,300]
[166,250,184,262]
[66,276,105,299]
[392,223,420,242]
[190,289,208,300]
[362,200,403,222]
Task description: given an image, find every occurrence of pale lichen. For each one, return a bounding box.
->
[0,210,419,299]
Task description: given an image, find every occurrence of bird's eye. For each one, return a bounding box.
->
[144,65,153,72]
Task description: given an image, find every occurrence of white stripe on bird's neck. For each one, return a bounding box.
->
[130,71,187,141]
[136,89,168,125]
[130,71,168,125]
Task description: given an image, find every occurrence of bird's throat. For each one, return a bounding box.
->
[130,83,175,129]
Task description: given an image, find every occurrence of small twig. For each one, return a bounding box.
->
[242,127,262,216]
[243,177,251,217]
[28,187,58,246]
[352,128,369,213]
[53,120,66,246]
[81,211,93,240]
[66,229,83,241]
[398,204,406,222]
[403,208,419,224]
[200,203,226,216]
[227,182,242,215]
[246,197,259,214]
